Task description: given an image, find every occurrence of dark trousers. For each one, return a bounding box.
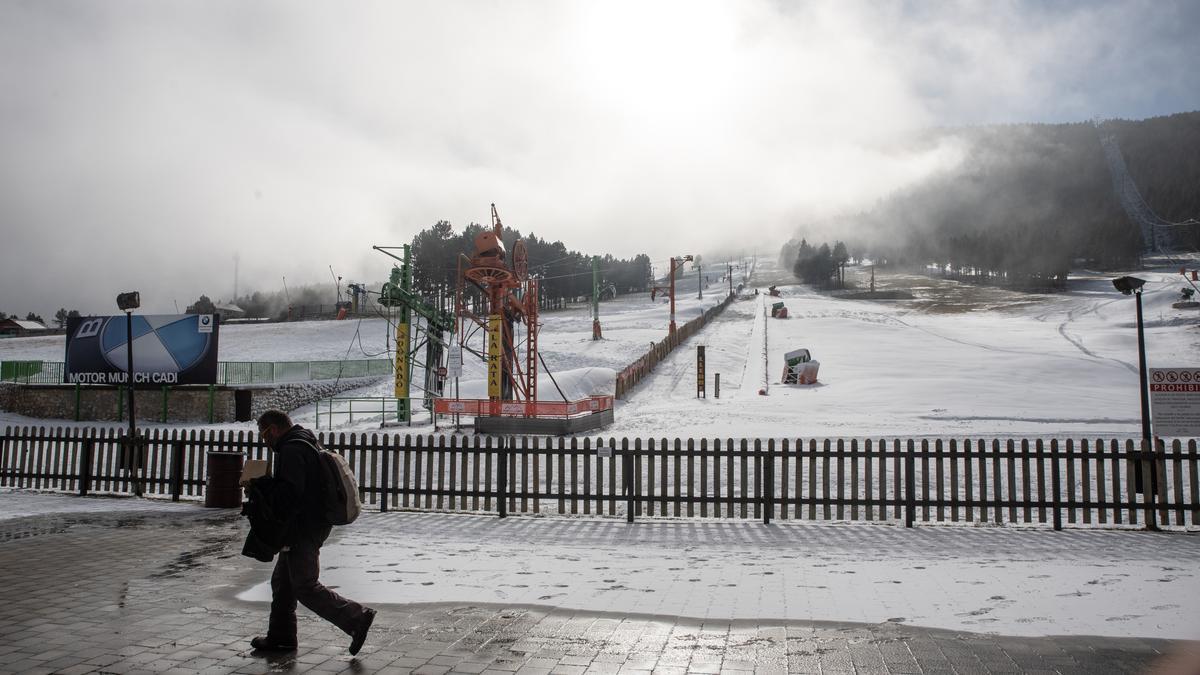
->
[268,541,369,642]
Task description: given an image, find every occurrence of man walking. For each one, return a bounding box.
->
[246,409,376,655]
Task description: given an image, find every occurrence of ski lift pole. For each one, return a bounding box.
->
[592,256,602,340]
[393,245,412,423]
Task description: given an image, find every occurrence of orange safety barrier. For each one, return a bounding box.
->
[433,395,613,418]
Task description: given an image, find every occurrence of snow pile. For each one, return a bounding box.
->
[450,367,616,401]
[0,488,196,520]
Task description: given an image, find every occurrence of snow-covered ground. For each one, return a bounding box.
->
[4,255,1196,441]
[239,511,1199,640]
[4,259,1200,641]
[0,487,197,520]
[4,490,1192,640]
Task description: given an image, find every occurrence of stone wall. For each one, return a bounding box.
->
[0,383,236,423]
[0,377,385,423]
[248,378,385,420]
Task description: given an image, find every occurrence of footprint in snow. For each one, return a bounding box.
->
[1106,615,1142,622]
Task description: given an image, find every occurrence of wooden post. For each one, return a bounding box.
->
[170,440,184,502]
[905,440,915,528]
[79,438,94,497]
[764,439,774,525]
[1051,439,1062,531]
[623,440,635,523]
[380,435,390,513]
[1141,439,1158,531]
[497,436,507,519]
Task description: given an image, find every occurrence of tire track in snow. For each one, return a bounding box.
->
[1056,299,1137,374]
[763,286,1131,372]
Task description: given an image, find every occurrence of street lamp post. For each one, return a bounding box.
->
[1112,276,1157,528]
[116,291,141,496]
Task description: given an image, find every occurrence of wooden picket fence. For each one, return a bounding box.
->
[2,426,1198,530]
[615,293,737,399]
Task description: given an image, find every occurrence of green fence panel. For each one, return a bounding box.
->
[3,358,392,386]
[274,361,310,382]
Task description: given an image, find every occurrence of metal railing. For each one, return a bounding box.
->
[316,397,416,429]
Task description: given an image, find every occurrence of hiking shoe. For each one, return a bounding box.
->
[250,635,297,652]
[348,608,376,655]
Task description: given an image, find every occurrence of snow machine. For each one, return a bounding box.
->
[781,348,819,385]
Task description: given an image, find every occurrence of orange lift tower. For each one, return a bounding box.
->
[433,204,613,435]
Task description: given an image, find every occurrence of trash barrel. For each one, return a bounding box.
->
[205,451,244,508]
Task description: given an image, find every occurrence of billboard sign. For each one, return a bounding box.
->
[65,314,220,386]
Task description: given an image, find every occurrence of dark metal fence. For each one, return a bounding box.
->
[2,426,1197,531]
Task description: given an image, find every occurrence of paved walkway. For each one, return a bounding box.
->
[0,501,1193,674]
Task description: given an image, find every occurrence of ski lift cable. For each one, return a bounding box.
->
[536,349,569,403]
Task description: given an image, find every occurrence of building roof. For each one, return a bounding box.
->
[213,303,245,316]
[0,319,48,331]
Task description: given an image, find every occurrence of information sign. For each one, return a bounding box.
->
[446,347,463,378]
[1149,367,1200,436]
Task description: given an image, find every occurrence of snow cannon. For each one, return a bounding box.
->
[770,301,787,318]
[768,285,781,297]
[781,348,819,385]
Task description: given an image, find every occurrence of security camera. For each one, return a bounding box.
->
[1111,276,1145,295]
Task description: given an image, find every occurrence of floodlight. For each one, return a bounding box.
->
[1111,276,1145,295]
[116,291,141,311]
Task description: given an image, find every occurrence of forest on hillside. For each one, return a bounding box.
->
[781,111,1200,289]
[408,220,652,308]
[187,224,651,321]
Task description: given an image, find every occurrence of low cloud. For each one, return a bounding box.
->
[1,0,1196,318]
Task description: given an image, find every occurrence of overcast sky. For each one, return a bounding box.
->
[2,0,1198,319]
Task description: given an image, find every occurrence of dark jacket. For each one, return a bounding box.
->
[252,424,332,548]
[241,480,286,562]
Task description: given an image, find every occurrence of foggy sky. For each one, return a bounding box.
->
[1,0,1198,320]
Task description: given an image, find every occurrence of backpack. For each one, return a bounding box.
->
[299,438,362,526]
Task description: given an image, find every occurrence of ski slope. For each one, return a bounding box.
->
[2,257,1198,440]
